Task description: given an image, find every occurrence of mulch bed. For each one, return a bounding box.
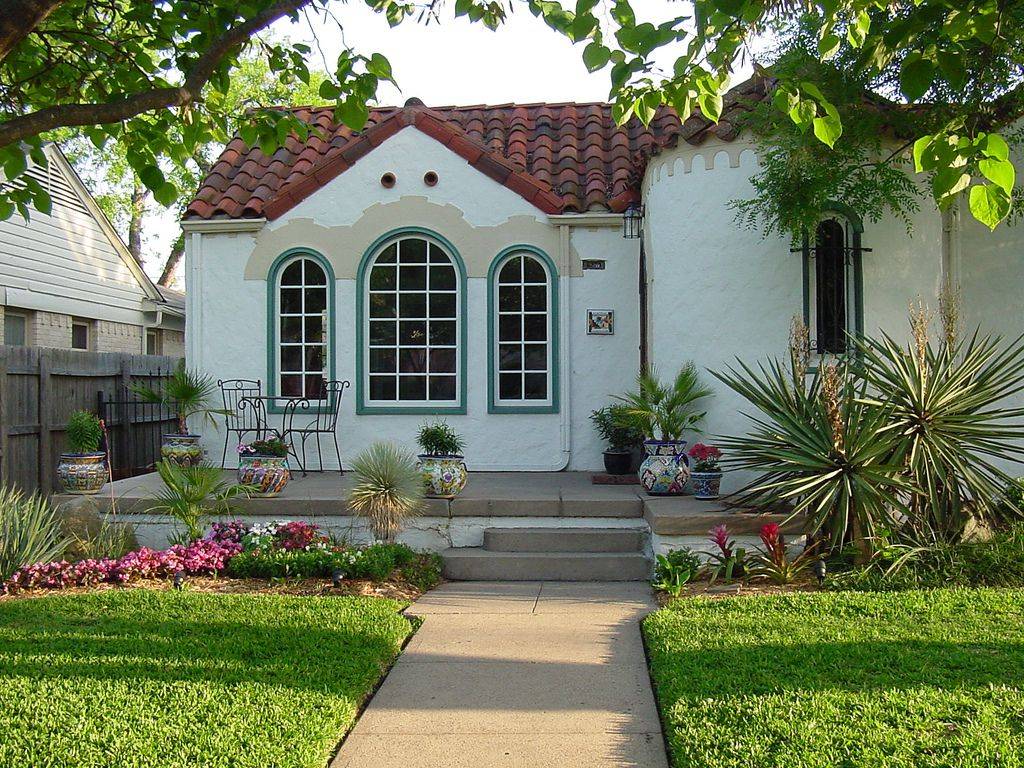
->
[655,578,822,605]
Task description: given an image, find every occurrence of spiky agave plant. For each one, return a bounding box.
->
[854,328,1024,540]
[0,486,68,581]
[712,356,908,554]
[348,442,423,543]
[151,461,252,542]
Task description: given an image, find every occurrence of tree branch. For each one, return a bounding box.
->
[0,0,68,60]
[0,0,312,150]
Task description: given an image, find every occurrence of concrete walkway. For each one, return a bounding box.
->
[332,582,668,768]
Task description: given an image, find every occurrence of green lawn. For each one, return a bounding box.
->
[644,589,1024,768]
[0,590,414,768]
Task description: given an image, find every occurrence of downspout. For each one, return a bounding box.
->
[639,235,648,372]
[556,223,572,470]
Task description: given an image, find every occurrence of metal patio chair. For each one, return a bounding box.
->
[282,379,351,475]
[218,378,267,467]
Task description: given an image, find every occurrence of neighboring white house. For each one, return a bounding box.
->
[0,144,185,356]
[181,77,1024,482]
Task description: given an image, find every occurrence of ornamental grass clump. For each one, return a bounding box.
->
[348,442,423,542]
[0,486,68,582]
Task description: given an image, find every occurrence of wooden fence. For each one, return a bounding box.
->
[0,346,182,495]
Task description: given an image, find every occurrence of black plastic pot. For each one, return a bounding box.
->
[603,449,634,475]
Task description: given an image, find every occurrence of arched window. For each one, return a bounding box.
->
[361,232,464,412]
[488,248,559,413]
[272,253,332,399]
[803,211,865,356]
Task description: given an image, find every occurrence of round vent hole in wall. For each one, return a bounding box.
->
[424,171,439,187]
[380,172,396,188]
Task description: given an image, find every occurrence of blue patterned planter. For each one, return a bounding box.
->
[57,453,107,495]
[690,471,723,500]
[639,440,690,496]
[418,454,468,499]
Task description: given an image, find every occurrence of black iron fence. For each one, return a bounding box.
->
[97,385,177,481]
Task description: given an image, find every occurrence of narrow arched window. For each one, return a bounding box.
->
[488,249,558,412]
[803,213,865,356]
[275,254,330,398]
[362,233,463,411]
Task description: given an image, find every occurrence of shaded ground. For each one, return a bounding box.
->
[0,591,413,768]
[645,588,1024,768]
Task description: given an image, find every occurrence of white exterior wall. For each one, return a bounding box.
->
[187,129,637,470]
[643,137,944,493]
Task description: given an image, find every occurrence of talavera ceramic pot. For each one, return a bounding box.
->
[638,440,690,496]
[418,454,468,499]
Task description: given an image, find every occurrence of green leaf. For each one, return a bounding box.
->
[847,10,870,47]
[900,55,935,102]
[812,104,842,149]
[582,42,611,72]
[913,135,934,172]
[31,187,51,215]
[979,158,1015,195]
[153,181,179,207]
[138,164,165,191]
[3,151,27,181]
[698,91,723,122]
[932,167,970,201]
[969,183,1011,230]
[336,99,369,131]
[818,33,841,59]
[790,99,816,132]
[978,133,1009,161]
[366,53,393,82]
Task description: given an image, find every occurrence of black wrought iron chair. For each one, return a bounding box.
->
[218,378,267,467]
[282,379,350,475]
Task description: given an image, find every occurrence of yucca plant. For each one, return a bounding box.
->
[348,442,423,543]
[713,356,909,554]
[0,486,68,581]
[854,328,1024,540]
[613,363,713,440]
[151,461,252,542]
[131,362,225,435]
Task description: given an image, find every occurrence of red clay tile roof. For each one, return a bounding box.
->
[184,76,768,220]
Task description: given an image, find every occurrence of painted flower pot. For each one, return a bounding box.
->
[418,454,468,499]
[237,454,291,497]
[57,452,107,495]
[639,440,690,496]
[602,450,634,475]
[161,433,203,467]
[690,471,723,500]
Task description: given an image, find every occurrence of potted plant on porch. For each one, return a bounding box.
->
[590,405,644,475]
[131,362,224,467]
[688,443,724,499]
[614,363,712,496]
[416,420,468,499]
[57,410,107,495]
[237,436,291,497]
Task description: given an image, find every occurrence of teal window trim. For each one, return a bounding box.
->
[801,203,865,367]
[265,248,336,415]
[487,245,560,414]
[355,227,468,415]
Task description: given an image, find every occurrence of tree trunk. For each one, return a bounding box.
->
[0,0,66,61]
[158,235,185,287]
[128,182,147,262]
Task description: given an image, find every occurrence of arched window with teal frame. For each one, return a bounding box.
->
[487,245,559,413]
[267,249,336,403]
[356,228,468,415]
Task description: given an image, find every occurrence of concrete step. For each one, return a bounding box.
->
[442,549,652,581]
[483,527,644,553]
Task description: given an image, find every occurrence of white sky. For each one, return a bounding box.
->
[140,0,755,284]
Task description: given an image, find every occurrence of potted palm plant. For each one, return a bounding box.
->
[348,441,424,542]
[614,363,712,495]
[236,436,291,497]
[416,420,468,499]
[590,405,644,475]
[132,362,223,467]
[57,410,107,494]
[688,443,724,499]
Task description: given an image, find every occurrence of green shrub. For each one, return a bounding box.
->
[399,552,443,591]
[225,542,423,582]
[65,410,103,454]
[348,442,423,542]
[67,519,138,562]
[416,420,464,456]
[589,405,644,451]
[652,548,702,596]
[830,523,1024,591]
[0,486,68,582]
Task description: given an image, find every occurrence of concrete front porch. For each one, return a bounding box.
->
[57,471,801,580]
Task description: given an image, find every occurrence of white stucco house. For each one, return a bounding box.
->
[181,77,1024,486]
[1,144,186,356]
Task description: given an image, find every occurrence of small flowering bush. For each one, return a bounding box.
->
[688,443,722,473]
[705,523,747,583]
[3,539,240,594]
[752,522,814,585]
[237,437,289,457]
[205,520,249,545]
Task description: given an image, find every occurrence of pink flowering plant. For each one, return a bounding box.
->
[704,523,747,583]
[752,522,815,585]
[237,437,289,458]
[688,443,723,473]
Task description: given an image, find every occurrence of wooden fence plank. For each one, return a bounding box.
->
[37,351,52,493]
